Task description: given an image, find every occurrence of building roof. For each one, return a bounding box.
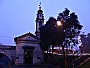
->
[14,32,40,42]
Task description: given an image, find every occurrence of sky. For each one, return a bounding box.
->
[0,0,90,45]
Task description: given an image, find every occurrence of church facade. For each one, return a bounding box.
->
[14,4,44,65]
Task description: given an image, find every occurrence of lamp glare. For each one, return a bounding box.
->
[57,21,62,26]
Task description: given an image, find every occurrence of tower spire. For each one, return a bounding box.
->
[39,2,41,10]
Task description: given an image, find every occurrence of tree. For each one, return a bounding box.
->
[40,8,83,67]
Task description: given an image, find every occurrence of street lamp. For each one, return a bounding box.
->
[57,21,62,26]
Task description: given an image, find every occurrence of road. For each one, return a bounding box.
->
[11,64,62,68]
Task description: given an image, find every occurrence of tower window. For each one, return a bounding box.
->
[40,15,42,17]
[39,21,42,27]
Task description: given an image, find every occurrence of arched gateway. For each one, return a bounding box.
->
[0,52,12,67]
[0,52,12,60]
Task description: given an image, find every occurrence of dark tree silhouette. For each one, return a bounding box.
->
[40,8,83,67]
[40,8,82,51]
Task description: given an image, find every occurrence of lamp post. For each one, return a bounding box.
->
[56,20,67,68]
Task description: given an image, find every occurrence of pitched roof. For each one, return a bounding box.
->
[14,32,40,42]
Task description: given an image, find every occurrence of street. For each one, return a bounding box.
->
[11,64,61,68]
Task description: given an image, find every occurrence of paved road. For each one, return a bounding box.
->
[12,64,62,68]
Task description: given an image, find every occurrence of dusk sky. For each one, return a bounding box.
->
[0,0,90,45]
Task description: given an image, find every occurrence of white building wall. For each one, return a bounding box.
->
[15,43,24,65]
[15,41,44,65]
[33,44,43,64]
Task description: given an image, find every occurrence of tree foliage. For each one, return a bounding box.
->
[40,8,83,51]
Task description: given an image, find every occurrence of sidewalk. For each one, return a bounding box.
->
[12,64,62,68]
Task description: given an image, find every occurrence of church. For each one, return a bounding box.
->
[14,4,44,65]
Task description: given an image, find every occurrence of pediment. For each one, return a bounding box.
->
[14,32,40,42]
[21,36,38,41]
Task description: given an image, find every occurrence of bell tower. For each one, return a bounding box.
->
[35,2,44,37]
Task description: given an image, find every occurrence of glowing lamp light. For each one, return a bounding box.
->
[57,21,62,26]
